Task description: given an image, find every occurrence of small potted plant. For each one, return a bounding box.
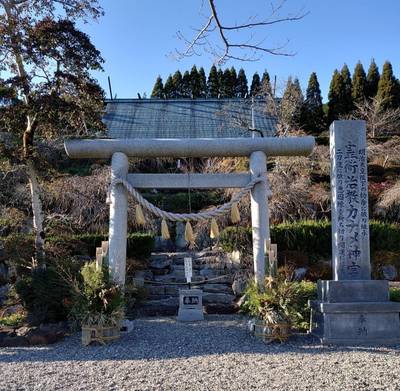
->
[242,276,299,343]
[69,261,124,346]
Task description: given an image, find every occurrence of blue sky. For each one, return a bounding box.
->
[80,0,400,102]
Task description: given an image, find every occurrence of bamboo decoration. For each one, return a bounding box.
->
[230,202,241,223]
[135,204,146,226]
[210,218,220,239]
[185,221,195,246]
[161,219,170,240]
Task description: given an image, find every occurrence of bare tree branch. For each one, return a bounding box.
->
[173,0,308,65]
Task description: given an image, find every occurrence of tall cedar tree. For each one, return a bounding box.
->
[181,71,191,98]
[261,70,272,96]
[352,62,367,105]
[221,68,234,97]
[207,65,219,98]
[198,67,207,98]
[281,77,304,129]
[340,64,353,113]
[250,72,261,96]
[236,68,248,98]
[190,65,201,98]
[230,67,237,97]
[0,0,104,266]
[164,75,174,98]
[217,68,224,97]
[301,72,325,133]
[328,69,346,123]
[376,61,400,110]
[366,60,380,98]
[151,76,164,98]
[172,70,183,98]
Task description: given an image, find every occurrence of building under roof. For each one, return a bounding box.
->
[103,98,277,139]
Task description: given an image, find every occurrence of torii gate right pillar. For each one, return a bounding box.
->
[250,151,269,288]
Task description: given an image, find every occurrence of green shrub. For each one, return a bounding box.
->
[220,220,400,259]
[68,261,124,328]
[16,266,72,323]
[390,287,400,302]
[240,279,317,332]
[219,226,252,253]
[74,232,154,259]
[0,313,25,327]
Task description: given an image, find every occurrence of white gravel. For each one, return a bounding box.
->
[1,315,400,391]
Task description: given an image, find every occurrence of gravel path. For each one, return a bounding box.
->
[1,315,400,391]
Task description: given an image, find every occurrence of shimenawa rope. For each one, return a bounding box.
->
[107,174,270,223]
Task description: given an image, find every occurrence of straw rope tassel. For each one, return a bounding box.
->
[161,219,170,240]
[210,218,220,239]
[135,204,146,226]
[230,202,241,223]
[185,221,195,246]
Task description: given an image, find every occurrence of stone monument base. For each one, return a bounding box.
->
[310,280,400,345]
[177,289,204,322]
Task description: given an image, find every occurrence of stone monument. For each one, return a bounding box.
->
[310,120,400,344]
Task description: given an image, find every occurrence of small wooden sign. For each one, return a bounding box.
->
[269,244,278,277]
[101,241,109,257]
[96,247,103,270]
[184,257,193,283]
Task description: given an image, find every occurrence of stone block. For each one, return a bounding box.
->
[177,289,204,322]
[150,257,172,270]
[204,303,238,314]
[165,285,180,296]
[146,285,166,296]
[317,280,389,303]
[310,300,400,345]
[197,284,233,294]
[202,293,235,304]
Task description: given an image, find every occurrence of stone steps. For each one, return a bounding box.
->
[136,250,240,316]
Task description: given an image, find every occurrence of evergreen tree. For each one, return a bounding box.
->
[301,72,325,133]
[250,72,261,96]
[235,68,248,98]
[151,76,164,98]
[207,65,219,98]
[281,77,304,128]
[221,68,235,97]
[217,68,224,97]
[366,59,380,98]
[229,67,237,97]
[171,70,183,98]
[340,64,353,112]
[190,65,201,98]
[181,71,191,98]
[163,75,174,98]
[376,61,400,110]
[198,67,207,98]
[261,70,272,96]
[352,62,367,105]
[328,69,346,123]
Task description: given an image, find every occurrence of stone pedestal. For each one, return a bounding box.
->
[177,289,204,322]
[310,280,400,345]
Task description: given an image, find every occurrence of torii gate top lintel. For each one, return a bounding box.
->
[64,136,315,159]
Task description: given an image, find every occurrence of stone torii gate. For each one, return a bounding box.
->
[64,137,315,286]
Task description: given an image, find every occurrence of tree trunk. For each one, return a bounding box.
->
[26,159,45,269]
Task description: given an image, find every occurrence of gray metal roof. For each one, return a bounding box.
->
[104,98,277,139]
